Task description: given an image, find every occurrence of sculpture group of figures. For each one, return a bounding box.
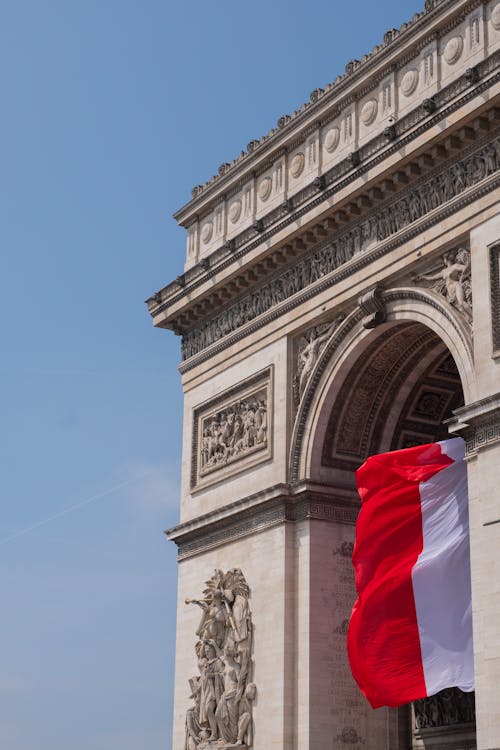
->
[200,396,267,474]
[185,569,255,749]
[182,136,498,359]
[414,688,475,729]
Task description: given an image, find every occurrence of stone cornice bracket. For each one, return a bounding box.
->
[446,393,500,457]
[358,286,387,329]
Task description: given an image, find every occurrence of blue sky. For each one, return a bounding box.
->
[1,1,421,747]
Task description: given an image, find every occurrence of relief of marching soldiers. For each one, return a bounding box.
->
[200,395,267,473]
[185,569,256,749]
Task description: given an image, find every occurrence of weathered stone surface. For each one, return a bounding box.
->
[149,2,500,749]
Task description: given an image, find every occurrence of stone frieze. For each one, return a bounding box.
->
[414,688,475,729]
[182,136,500,360]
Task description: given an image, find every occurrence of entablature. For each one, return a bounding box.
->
[148,80,500,339]
[166,481,358,560]
[174,0,488,232]
[151,0,500,278]
[147,0,500,370]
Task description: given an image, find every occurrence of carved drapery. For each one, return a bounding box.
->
[182,136,500,360]
[292,318,343,407]
[185,569,255,750]
[414,247,472,325]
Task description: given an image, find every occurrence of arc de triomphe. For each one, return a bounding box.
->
[148,1,500,748]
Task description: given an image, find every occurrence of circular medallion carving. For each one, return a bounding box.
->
[290,152,305,178]
[228,200,242,224]
[492,3,500,29]
[443,36,463,65]
[400,68,419,97]
[201,221,213,244]
[258,176,272,201]
[361,99,378,126]
[324,127,340,153]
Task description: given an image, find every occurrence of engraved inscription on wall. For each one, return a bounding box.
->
[490,244,500,355]
[316,530,389,749]
[191,368,273,490]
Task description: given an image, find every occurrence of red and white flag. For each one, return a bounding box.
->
[347,438,474,708]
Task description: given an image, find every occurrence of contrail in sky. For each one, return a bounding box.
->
[0,473,150,547]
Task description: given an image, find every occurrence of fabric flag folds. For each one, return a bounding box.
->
[347,437,474,709]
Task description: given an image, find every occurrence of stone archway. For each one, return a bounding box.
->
[290,286,474,487]
[321,321,464,478]
[289,292,476,749]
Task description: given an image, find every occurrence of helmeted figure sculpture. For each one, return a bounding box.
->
[184,569,255,749]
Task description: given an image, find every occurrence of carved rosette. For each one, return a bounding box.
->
[185,569,255,750]
[414,247,472,325]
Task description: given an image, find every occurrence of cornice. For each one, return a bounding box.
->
[148,55,500,320]
[173,0,473,221]
[446,392,500,456]
[177,146,500,372]
[166,482,358,560]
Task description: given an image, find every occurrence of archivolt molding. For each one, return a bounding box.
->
[288,286,474,484]
[289,309,363,484]
[382,287,474,390]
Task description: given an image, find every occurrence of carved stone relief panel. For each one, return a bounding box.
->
[414,688,475,730]
[191,368,273,490]
[292,317,343,408]
[414,247,472,325]
[182,136,500,360]
[184,569,255,749]
[490,243,500,355]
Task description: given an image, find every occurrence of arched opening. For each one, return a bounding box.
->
[321,321,464,480]
[301,318,476,749]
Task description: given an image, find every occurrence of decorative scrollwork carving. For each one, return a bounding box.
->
[185,569,255,750]
[358,286,386,329]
